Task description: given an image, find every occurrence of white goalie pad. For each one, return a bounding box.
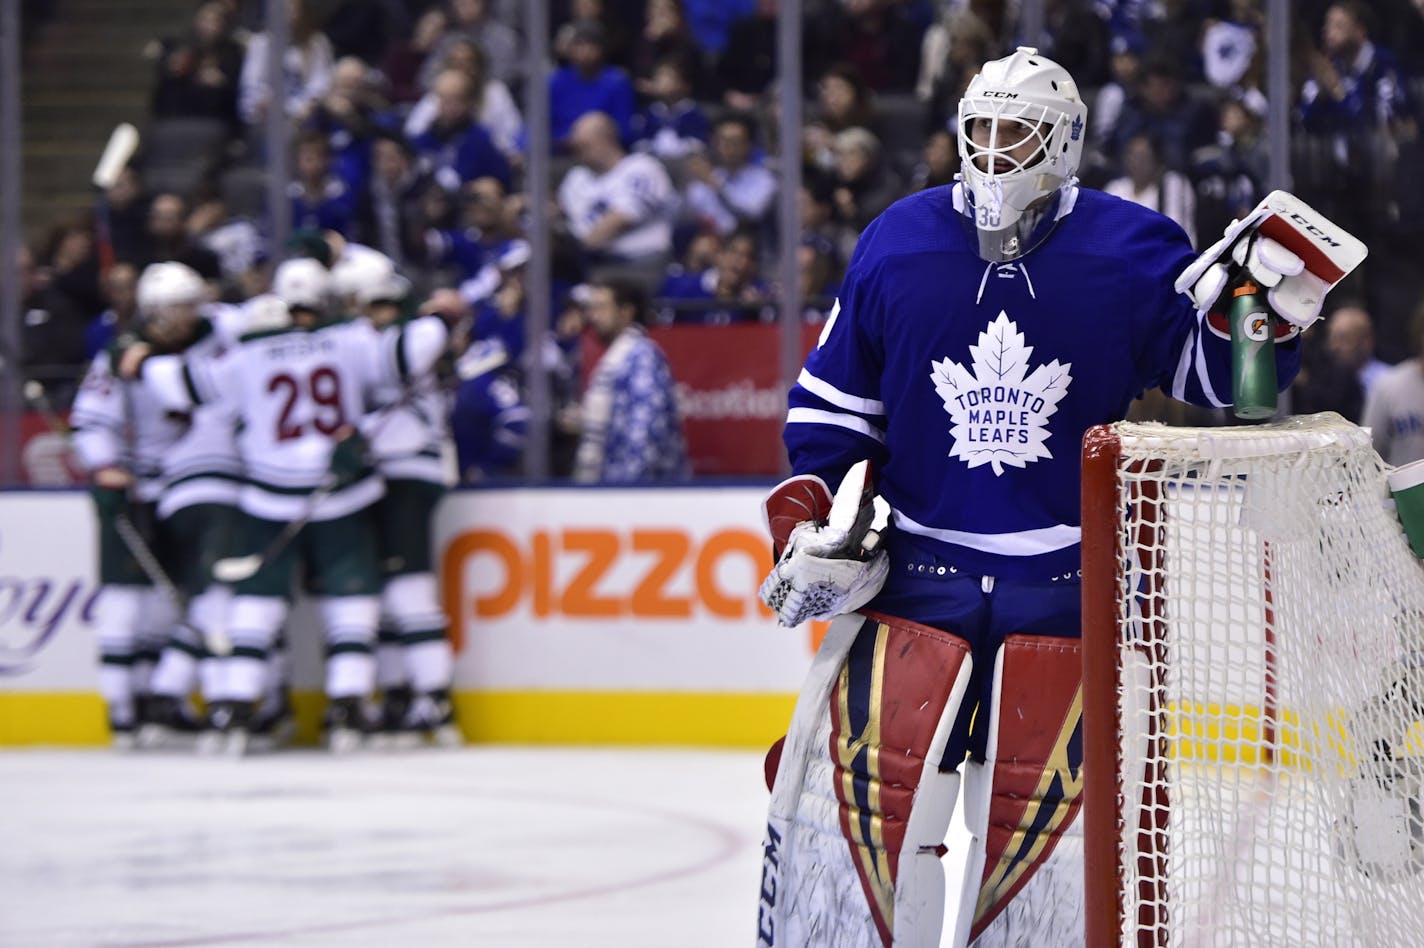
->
[758,611,973,948]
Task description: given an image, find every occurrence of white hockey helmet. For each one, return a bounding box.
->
[136,261,205,315]
[330,249,411,308]
[957,47,1086,262]
[241,292,292,333]
[136,261,205,346]
[272,257,332,316]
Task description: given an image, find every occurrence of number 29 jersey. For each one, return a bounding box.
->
[146,316,449,522]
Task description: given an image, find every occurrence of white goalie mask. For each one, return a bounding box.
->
[957,47,1086,262]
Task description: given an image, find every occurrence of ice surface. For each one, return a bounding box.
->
[0,747,771,948]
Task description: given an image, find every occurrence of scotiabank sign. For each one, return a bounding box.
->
[649,324,821,476]
[434,488,816,692]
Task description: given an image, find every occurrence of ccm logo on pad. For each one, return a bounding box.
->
[1286,212,1343,248]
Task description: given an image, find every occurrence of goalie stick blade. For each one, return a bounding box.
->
[1254,190,1368,288]
[92,123,140,190]
[212,555,262,584]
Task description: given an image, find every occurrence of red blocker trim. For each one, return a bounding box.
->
[763,474,833,557]
[1259,213,1345,285]
[970,634,1085,941]
[828,610,972,946]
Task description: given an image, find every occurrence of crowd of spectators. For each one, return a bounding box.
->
[17,0,1424,470]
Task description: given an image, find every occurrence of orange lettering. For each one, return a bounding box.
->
[441,525,774,623]
[532,530,553,617]
[561,530,622,617]
[697,529,773,619]
[631,530,692,618]
[441,529,524,650]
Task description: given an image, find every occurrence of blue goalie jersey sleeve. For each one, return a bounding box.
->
[784,184,1302,580]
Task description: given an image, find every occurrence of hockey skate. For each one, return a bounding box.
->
[367,684,413,750]
[321,697,373,754]
[137,695,208,751]
[399,689,462,749]
[198,700,256,757]
[246,691,296,754]
[108,718,138,752]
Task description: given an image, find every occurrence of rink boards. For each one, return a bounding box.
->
[0,487,822,747]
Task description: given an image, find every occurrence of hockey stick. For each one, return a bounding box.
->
[208,394,415,583]
[91,123,140,276]
[210,471,340,583]
[23,379,70,434]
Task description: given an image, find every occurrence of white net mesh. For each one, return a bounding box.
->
[1101,413,1424,947]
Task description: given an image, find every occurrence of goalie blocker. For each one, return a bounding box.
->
[758,612,1084,948]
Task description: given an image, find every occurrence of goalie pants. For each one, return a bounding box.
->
[866,559,1082,770]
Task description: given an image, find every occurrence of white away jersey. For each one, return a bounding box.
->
[71,352,187,503]
[144,316,448,522]
[155,306,247,518]
[785,183,1303,580]
[358,318,454,486]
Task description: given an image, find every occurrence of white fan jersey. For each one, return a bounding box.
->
[557,152,678,261]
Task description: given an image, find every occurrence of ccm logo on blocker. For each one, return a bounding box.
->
[442,527,776,629]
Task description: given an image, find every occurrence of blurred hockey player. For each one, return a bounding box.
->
[114,263,252,750]
[332,249,463,746]
[69,264,208,746]
[756,48,1361,947]
[120,257,452,753]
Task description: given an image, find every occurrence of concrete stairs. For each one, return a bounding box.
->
[21,0,195,246]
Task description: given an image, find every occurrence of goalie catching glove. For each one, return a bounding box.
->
[1177,189,1368,338]
[758,460,891,628]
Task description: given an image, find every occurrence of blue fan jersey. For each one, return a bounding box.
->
[784,183,1302,581]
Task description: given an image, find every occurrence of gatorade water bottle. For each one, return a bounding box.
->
[1230,280,1277,420]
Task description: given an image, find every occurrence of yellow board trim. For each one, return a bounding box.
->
[0,690,799,748]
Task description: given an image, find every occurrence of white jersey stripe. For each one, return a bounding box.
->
[796,369,886,415]
[1188,321,1228,408]
[785,407,886,443]
[892,507,1081,556]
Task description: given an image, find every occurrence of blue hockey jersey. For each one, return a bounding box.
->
[784,183,1302,581]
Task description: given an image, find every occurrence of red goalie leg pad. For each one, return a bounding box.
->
[830,610,973,945]
[965,634,1084,944]
[764,736,785,793]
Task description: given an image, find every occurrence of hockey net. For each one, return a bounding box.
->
[1081,412,1424,947]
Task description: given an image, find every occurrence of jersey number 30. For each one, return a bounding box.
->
[270,366,345,440]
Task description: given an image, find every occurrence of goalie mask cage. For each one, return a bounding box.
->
[1080,413,1424,947]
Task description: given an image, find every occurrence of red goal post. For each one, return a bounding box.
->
[1080,413,1424,947]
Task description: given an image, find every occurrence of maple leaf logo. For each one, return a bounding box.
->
[929,311,1072,476]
